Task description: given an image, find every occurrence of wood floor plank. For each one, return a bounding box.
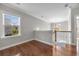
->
[0,51,3,56]
[0,40,76,56]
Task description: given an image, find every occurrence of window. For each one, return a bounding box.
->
[2,14,21,38]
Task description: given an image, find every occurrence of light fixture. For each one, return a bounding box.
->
[65,4,69,8]
[76,16,79,19]
[34,27,40,31]
[65,3,72,8]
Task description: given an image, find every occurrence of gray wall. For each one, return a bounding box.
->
[34,31,52,45]
[0,11,3,38]
[0,4,50,49]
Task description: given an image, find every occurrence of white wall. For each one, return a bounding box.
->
[72,6,79,56]
[0,4,50,50]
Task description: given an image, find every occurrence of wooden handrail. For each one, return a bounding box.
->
[53,30,72,42]
[56,31,72,32]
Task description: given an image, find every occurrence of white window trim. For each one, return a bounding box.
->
[1,13,21,38]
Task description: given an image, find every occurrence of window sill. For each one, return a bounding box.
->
[1,34,21,39]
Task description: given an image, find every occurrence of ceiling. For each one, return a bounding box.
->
[2,3,78,23]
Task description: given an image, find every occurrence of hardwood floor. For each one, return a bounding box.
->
[53,44,76,56]
[0,40,76,56]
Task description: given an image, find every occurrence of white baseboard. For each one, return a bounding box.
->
[34,39,53,46]
[0,38,76,50]
[0,39,34,50]
[0,39,52,50]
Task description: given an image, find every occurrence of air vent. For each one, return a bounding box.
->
[16,3,21,5]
